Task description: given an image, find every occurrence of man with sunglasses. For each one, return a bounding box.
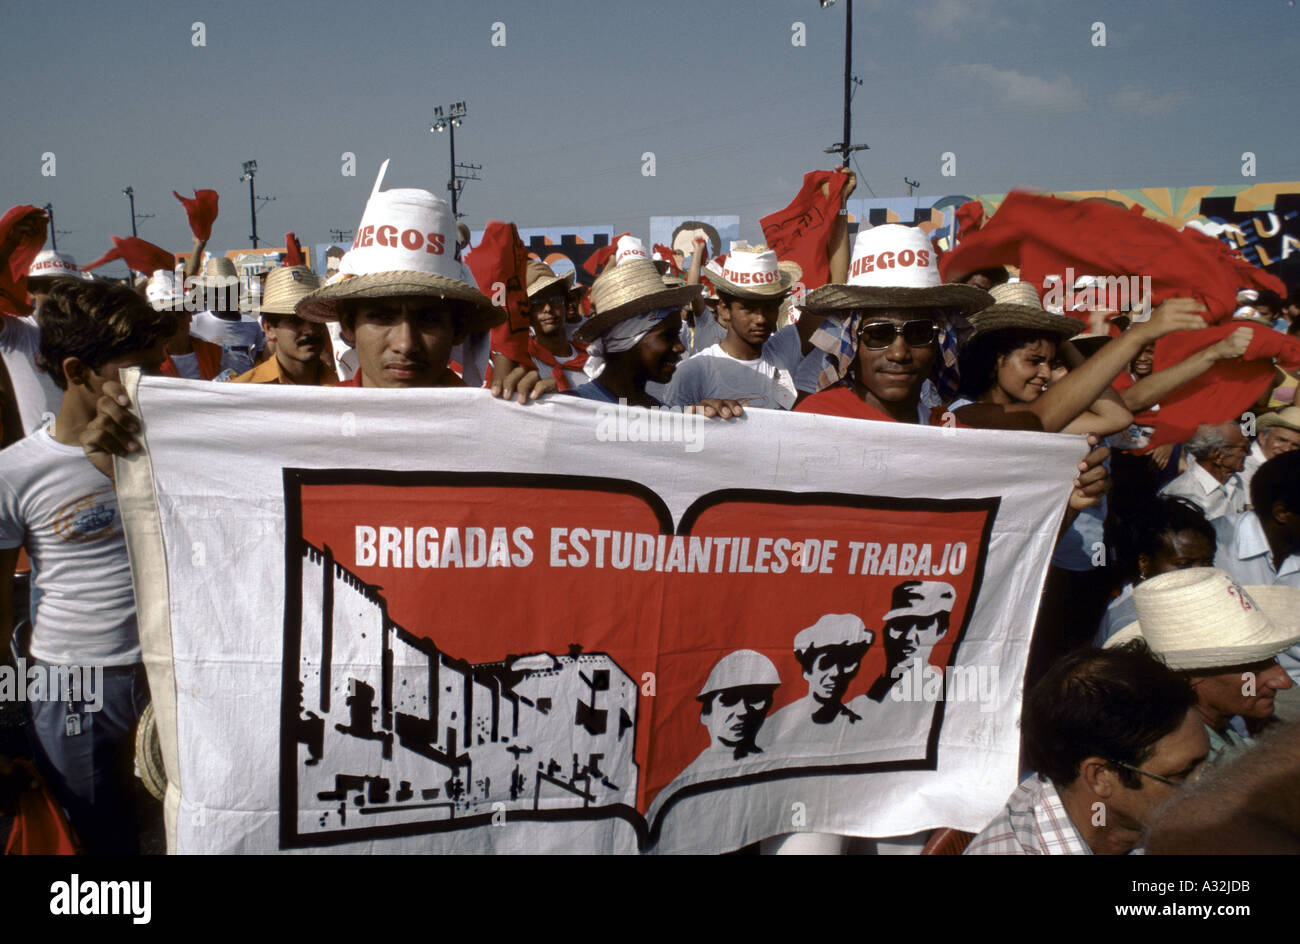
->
[792,225,992,424]
[966,640,1209,855]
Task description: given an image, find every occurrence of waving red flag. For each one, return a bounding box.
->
[0,205,48,315]
[955,200,984,239]
[760,170,849,291]
[466,221,532,365]
[939,190,1252,321]
[82,236,174,275]
[173,189,219,241]
[284,233,304,267]
[1146,323,1300,448]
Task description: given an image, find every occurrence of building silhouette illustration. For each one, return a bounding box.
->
[294,542,638,837]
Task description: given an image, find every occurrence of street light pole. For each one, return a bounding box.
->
[240,160,259,248]
[431,102,474,219]
[819,1,868,168]
[43,203,57,250]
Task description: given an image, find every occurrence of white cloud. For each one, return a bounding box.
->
[953,63,1087,111]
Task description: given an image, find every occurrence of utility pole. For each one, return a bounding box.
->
[328,229,353,244]
[240,161,259,247]
[904,177,920,197]
[122,187,138,237]
[44,203,57,250]
[819,0,868,167]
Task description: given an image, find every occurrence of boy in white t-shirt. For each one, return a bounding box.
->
[0,279,174,853]
[659,246,824,410]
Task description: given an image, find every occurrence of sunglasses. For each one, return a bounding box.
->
[856,319,939,350]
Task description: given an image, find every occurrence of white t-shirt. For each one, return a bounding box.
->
[0,316,63,434]
[660,342,798,410]
[0,427,140,665]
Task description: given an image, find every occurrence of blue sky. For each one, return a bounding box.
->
[5,0,1297,270]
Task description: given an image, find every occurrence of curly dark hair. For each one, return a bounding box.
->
[1115,496,1215,583]
[955,327,1059,401]
[36,280,177,390]
[1022,640,1195,790]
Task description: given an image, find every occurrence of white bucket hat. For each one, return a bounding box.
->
[1105,568,1300,671]
[801,224,992,314]
[297,160,500,330]
[145,269,188,311]
[28,250,90,281]
[701,245,802,299]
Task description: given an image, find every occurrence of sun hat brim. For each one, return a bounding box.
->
[526,273,574,300]
[296,270,503,331]
[968,304,1085,339]
[573,284,700,346]
[702,260,803,299]
[1105,584,1300,671]
[800,282,993,315]
[1258,411,1300,435]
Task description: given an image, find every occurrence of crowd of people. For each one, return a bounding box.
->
[2,163,1300,856]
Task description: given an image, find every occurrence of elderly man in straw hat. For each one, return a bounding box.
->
[657,246,821,411]
[231,266,335,386]
[1105,567,1300,765]
[1241,406,1300,496]
[966,641,1209,855]
[569,256,743,417]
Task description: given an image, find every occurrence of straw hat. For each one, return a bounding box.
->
[801,224,992,314]
[197,256,239,287]
[296,160,500,331]
[701,245,802,300]
[257,266,322,316]
[134,702,167,802]
[1105,568,1300,671]
[572,257,699,345]
[525,259,570,299]
[1257,406,1300,436]
[967,281,1086,338]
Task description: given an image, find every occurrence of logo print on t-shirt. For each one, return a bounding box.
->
[53,486,119,544]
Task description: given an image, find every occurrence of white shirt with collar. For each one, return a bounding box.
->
[1159,458,1246,521]
[1212,510,1300,680]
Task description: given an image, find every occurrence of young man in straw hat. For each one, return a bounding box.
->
[793,223,993,425]
[966,641,1209,855]
[231,266,335,386]
[1105,567,1299,764]
[569,256,743,417]
[79,163,551,477]
[658,246,819,411]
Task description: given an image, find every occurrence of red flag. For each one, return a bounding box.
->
[760,170,849,291]
[583,232,630,277]
[1145,323,1300,448]
[0,205,47,316]
[939,191,1249,322]
[173,189,219,241]
[465,221,531,364]
[955,201,984,238]
[284,233,304,267]
[652,243,682,277]
[82,236,174,275]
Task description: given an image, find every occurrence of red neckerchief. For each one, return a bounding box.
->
[527,337,588,391]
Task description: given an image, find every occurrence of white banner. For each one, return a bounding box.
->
[115,372,1085,854]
